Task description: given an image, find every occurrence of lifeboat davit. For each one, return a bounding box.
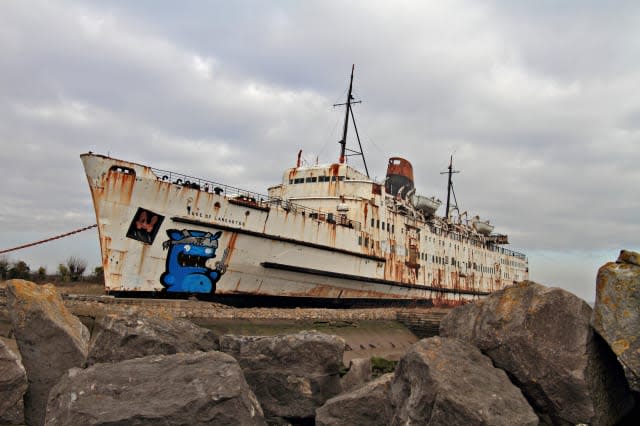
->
[413,195,441,215]
[472,216,494,235]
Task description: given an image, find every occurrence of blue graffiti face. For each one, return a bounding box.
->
[160,229,225,293]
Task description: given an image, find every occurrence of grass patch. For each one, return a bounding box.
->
[371,356,397,377]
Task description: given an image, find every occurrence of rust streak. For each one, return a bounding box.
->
[224,232,239,264]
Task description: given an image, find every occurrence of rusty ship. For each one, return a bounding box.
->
[81,67,528,307]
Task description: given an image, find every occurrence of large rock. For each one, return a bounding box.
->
[316,373,393,426]
[7,279,90,426]
[219,331,344,423]
[592,250,640,392]
[390,337,538,425]
[45,351,265,425]
[87,312,219,365]
[441,280,633,425]
[0,339,27,425]
[340,357,371,392]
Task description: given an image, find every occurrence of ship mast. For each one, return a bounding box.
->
[334,65,369,177]
[441,155,460,221]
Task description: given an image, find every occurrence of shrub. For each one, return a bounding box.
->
[8,260,31,280]
[371,356,397,377]
[66,256,87,282]
[0,256,9,280]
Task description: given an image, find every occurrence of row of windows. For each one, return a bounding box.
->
[501,258,523,268]
[355,238,499,274]
[370,218,395,233]
[289,176,346,184]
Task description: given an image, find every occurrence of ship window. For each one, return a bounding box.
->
[110,165,136,176]
[365,237,369,246]
[382,221,385,230]
[371,218,375,227]
[306,177,317,183]
[319,176,329,182]
[338,176,345,181]
[289,179,293,184]
[294,178,304,184]
[392,225,395,233]
[331,176,338,182]
[376,220,380,229]
[358,236,362,245]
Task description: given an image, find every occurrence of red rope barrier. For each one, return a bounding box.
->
[0,224,98,254]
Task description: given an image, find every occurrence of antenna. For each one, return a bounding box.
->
[440,155,460,221]
[333,65,369,177]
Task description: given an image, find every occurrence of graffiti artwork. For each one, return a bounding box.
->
[126,208,164,244]
[160,229,227,293]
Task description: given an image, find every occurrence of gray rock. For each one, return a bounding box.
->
[220,331,344,423]
[0,339,27,425]
[316,373,393,426]
[7,279,90,426]
[592,250,640,392]
[87,312,219,365]
[441,280,634,425]
[340,357,371,392]
[389,337,538,426]
[45,351,265,425]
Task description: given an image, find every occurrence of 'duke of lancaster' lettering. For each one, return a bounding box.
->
[160,229,226,293]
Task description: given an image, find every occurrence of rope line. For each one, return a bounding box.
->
[0,224,97,254]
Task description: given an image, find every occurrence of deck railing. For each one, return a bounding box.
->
[150,167,362,231]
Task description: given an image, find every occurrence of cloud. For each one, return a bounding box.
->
[1,0,639,301]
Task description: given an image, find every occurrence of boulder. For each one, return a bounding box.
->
[87,312,219,365]
[0,339,27,425]
[7,279,90,426]
[219,331,344,423]
[340,357,371,392]
[389,337,538,425]
[316,373,393,426]
[592,250,640,392]
[45,351,265,425]
[440,280,634,425]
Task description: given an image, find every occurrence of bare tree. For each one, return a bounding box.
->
[66,256,87,282]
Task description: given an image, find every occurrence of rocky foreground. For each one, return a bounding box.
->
[1,250,639,425]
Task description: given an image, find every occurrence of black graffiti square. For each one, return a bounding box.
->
[126,207,164,244]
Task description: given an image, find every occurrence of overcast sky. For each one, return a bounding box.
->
[1,1,638,301]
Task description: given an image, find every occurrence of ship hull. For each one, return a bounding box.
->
[81,153,527,307]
